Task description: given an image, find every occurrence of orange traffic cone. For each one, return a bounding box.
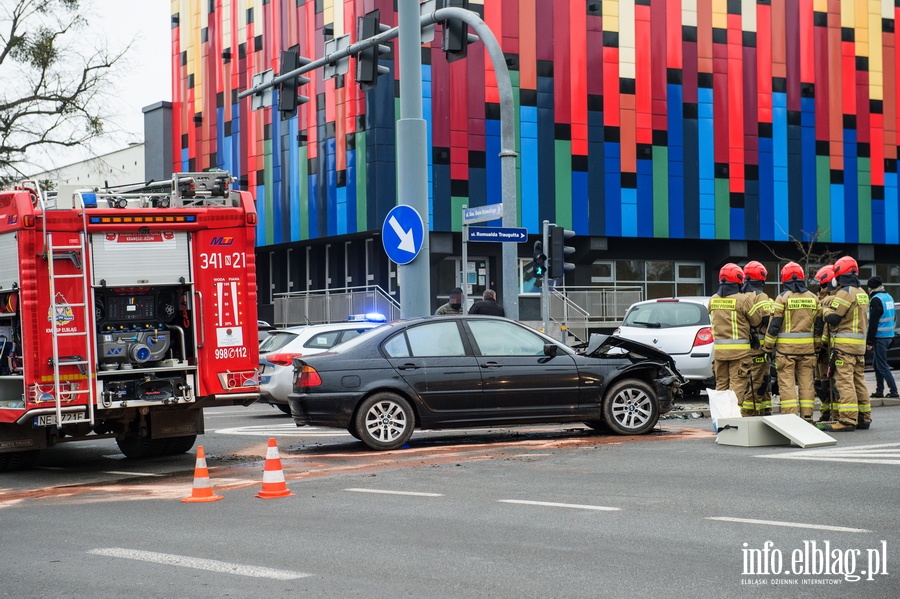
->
[256,438,295,499]
[181,445,223,503]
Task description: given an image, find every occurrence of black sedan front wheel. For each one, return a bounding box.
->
[602,378,659,435]
[355,392,415,450]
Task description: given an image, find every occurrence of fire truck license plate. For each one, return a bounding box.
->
[34,412,84,427]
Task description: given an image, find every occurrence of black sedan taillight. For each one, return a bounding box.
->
[294,365,322,388]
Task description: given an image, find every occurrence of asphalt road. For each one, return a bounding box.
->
[1,403,898,598]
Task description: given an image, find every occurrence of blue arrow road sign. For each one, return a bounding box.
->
[382,205,425,265]
[467,227,528,243]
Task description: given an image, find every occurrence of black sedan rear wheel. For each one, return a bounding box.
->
[602,378,659,435]
[355,392,414,450]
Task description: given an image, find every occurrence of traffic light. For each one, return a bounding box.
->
[278,47,311,116]
[533,241,546,278]
[356,9,391,91]
[441,0,476,63]
[548,225,575,279]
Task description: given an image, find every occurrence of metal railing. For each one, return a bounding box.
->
[273,286,401,326]
[547,285,643,343]
[549,289,590,342]
[557,285,642,324]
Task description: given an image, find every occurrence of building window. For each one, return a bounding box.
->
[590,259,705,299]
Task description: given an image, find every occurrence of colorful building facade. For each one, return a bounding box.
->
[171,0,899,321]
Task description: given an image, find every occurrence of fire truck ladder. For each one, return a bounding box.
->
[45,228,96,428]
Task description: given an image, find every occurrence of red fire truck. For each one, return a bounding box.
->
[0,172,260,470]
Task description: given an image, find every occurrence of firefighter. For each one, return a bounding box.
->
[813,265,839,422]
[762,262,823,422]
[819,256,870,432]
[709,263,761,407]
[741,261,773,416]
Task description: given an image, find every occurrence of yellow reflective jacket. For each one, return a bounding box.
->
[708,292,762,361]
[764,290,821,355]
[822,285,869,356]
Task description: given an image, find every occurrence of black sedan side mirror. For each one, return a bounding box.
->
[543,343,559,357]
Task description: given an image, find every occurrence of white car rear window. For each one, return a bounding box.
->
[623,302,708,328]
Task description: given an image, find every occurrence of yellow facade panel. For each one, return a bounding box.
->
[682,0,698,28]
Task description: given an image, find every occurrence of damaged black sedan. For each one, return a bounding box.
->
[288,316,683,450]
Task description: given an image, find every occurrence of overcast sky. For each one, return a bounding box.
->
[29,0,171,172]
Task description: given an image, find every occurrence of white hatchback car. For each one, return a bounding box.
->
[258,320,384,413]
[613,297,714,392]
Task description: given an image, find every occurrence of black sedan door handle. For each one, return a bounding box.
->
[480,361,502,369]
[398,363,420,370]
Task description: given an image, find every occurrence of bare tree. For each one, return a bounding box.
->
[761,227,843,281]
[0,0,126,181]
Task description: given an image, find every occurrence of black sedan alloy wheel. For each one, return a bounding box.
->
[602,378,659,435]
[354,392,415,450]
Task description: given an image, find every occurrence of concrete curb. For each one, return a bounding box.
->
[666,398,898,419]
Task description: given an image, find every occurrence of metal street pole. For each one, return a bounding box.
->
[397,0,431,318]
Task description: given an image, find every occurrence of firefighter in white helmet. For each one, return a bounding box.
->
[762,262,823,422]
[819,256,870,432]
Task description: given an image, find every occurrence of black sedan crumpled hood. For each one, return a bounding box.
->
[584,334,682,375]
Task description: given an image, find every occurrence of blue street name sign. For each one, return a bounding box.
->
[462,204,503,224]
[382,205,425,265]
[467,226,528,243]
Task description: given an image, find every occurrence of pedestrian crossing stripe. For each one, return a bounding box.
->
[213,423,353,437]
[757,443,900,465]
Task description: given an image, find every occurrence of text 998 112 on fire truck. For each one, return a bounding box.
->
[0,171,260,470]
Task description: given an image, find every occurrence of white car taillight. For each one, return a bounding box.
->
[693,327,714,347]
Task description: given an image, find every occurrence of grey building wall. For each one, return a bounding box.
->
[143,101,173,181]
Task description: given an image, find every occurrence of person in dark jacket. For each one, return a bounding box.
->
[435,287,464,315]
[865,276,899,399]
[468,289,505,316]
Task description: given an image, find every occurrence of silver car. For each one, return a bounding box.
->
[258,321,383,413]
[613,297,714,393]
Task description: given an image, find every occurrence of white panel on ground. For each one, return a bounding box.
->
[761,414,837,448]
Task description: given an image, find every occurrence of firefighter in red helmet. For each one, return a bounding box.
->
[741,261,773,416]
[763,262,823,422]
[708,263,763,408]
[819,256,871,431]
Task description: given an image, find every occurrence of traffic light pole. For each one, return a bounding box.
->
[461,205,469,309]
[542,220,550,334]
[432,6,520,320]
[241,5,519,319]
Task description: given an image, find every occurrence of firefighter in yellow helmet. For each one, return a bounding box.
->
[813,265,839,421]
[818,256,870,432]
[709,263,763,406]
[762,262,824,422]
[741,261,773,416]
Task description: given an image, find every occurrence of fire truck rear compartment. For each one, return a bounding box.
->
[0,404,204,464]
